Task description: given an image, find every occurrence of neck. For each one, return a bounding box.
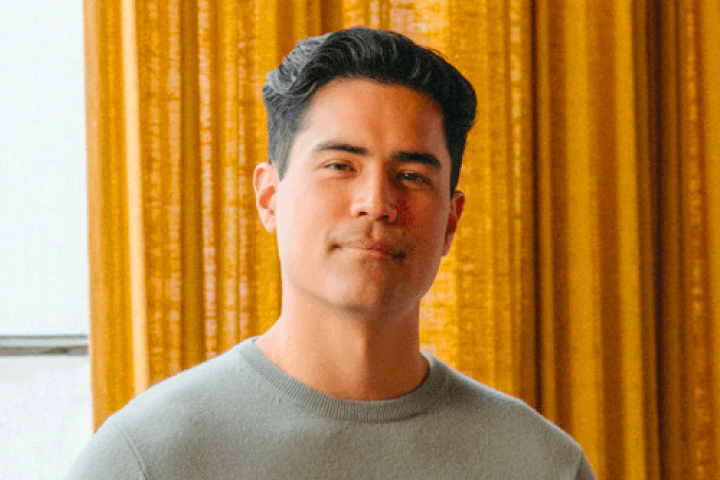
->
[255,298,428,401]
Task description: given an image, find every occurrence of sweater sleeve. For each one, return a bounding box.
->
[574,454,598,480]
[64,420,148,480]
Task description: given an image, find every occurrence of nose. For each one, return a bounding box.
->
[349,169,398,223]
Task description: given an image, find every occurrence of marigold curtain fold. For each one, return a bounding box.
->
[535,2,663,478]
[84,0,720,478]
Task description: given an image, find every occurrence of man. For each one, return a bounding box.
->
[67,27,596,479]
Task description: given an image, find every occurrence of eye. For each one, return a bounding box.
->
[325,162,353,172]
[398,171,430,186]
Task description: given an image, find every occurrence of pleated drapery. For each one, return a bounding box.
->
[84,0,720,478]
[535,2,662,477]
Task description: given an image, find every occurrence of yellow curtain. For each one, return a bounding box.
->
[535,2,661,477]
[84,0,720,478]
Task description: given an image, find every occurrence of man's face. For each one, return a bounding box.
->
[255,78,464,318]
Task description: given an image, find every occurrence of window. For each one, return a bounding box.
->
[0,1,91,478]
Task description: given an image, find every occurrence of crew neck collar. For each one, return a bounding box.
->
[235,336,449,422]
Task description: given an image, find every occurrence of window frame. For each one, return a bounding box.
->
[0,335,88,356]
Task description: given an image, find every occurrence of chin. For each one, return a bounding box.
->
[325,285,414,317]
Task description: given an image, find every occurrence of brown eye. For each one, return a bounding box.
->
[398,172,429,185]
[326,162,352,171]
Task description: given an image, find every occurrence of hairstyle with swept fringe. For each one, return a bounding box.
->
[262,26,476,196]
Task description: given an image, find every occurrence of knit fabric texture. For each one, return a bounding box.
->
[66,337,596,479]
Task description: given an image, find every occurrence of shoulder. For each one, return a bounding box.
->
[103,343,265,447]
[442,365,572,441]
[117,345,245,417]
[65,419,148,479]
[445,366,579,447]
[430,360,592,477]
[68,344,265,478]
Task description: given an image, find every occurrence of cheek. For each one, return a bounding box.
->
[413,207,450,254]
[277,185,338,252]
[274,190,302,261]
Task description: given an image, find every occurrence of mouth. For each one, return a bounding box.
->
[337,240,406,261]
[346,248,405,261]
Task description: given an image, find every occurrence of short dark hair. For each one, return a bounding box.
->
[262,26,476,196]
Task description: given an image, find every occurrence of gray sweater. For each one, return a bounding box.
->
[66,337,596,479]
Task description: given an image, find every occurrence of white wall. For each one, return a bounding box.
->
[0,357,92,479]
[0,0,88,335]
[0,2,92,479]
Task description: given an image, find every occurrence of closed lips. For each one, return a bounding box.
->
[341,240,406,260]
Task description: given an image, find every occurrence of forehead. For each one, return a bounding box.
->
[293,78,449,160]
[306,78,442,125]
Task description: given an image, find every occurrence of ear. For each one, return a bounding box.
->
[253,162,280,233]
[442,189,465,256]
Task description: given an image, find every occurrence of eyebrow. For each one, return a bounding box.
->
[310,140,442,171]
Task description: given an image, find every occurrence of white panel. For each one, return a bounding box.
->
[0,0,88,334]
[0,357,92,479]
